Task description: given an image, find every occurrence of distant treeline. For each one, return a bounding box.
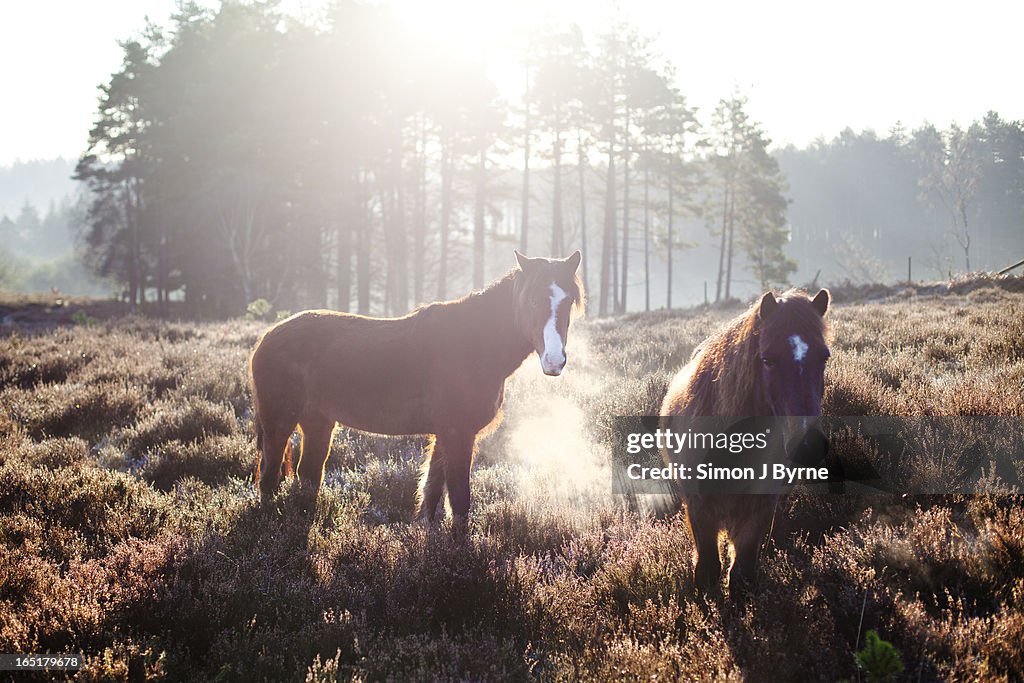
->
[0,158,76,220]
[780,120,1024,283]
[72,2,1023,316]
[0,196,109,296]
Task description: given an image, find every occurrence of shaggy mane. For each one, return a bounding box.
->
[673,289,829,416]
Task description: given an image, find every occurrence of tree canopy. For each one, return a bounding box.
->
[70,1,1024,315]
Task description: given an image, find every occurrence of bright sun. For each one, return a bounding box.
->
[383,0,612,97]
[387,0,502,53]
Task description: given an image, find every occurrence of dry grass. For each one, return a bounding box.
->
[0,281,1022,681]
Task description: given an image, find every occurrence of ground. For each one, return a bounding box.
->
[0,280,1022,682]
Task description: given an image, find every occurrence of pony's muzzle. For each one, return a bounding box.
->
[782,416,827,465]
[541,352,567,376]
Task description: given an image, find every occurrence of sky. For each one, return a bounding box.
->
[1,0,1022,167]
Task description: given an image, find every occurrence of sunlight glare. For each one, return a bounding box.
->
[386,0,497,58]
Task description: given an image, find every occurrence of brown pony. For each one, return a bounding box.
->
[661,288,831,593]
[249,251,584,521]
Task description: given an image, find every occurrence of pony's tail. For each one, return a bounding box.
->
[283,436,295,478]
[416,436,446,519]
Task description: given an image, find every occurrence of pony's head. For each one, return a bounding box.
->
[513,250,584,376]
[756,289,831,417]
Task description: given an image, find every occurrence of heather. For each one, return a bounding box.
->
[1,283,1022,681]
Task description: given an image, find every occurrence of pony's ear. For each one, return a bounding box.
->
[514,250,533,271]
[811,288,830,317]
[564,250,582,272]
[759,292,778,321]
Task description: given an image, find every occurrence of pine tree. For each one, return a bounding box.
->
[709,93,794,295]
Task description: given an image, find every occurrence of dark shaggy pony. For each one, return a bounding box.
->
[661,289,831,593]
[249,251,584,521]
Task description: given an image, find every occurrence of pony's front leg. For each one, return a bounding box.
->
[440,430,477,524]
[728,501,774,595]
[685,503,723,594]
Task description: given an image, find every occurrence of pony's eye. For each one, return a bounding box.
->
[762,357,775,369]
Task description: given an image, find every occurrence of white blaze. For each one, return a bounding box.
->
[790,334,808,363]
[542,282,568,374]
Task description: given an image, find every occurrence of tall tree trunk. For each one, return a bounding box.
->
[135,179,147,307]
[577,130,589,295]
[158,216,168,317]
[618,107,631,314]
[551,116,564,256]
[313,222,328,308]
[336,192,352,312]
[520,69,531,252]
[599,135,616,316]
[714,177,728,302]
[388,122,408,314]
[378,123,402,314]
[473,146,486,288]
[356,175,371,315]
[666,148,674,309]
[413,116,427,305]
[125,178,139,310]
[959,202,971,272]
[380,174,393,314]
[610,173,619,313]
[437,134,453,300]
[725,183,736,299]
[643,142,650,312]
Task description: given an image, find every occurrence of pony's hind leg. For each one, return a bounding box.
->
[295,414,336,495]
[417,436,446,522]
[440,431,477,524]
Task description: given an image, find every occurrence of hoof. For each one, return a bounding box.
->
[450,514,469,535]
[416,511,441,532]
[258,482,280,504]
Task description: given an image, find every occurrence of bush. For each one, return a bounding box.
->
[245,298,273,321]
[138,434,252,491]
[124,397,237,456]
[4,381,145,441]
[856,630,904,682]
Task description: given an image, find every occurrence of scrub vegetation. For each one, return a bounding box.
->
[1,278,1022,681]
